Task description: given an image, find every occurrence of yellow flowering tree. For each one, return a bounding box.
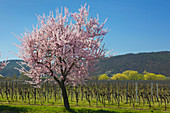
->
[156,74,166,80]
[110,73,128,80]
[123,70,141,80]
[98,74,109,80]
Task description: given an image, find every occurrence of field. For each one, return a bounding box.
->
[0,104,169,113]
[0,80,169,113]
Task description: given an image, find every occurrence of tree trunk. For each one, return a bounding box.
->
[59,81,70,110]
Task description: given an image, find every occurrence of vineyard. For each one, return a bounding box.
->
[0,80,169,111]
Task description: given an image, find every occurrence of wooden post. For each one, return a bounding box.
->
[12,81,14,100]
[96,81,98,107]
[107,81,110,105]
[151,82,153,103]
[156,83,158,102]
[126,82,128,103]
[71,86,73,101]
[136,81,137,103]
[47,81,49,102]
[60,85,62,102]
[44,82,47,101]
[111,82,114,104]
[115,82,116,97]
[117,81,119,107]
[6,81,8,92]
[34,87,36,104]
[15,81,18,101]
[117,81,119,96]
[81,85,84,101]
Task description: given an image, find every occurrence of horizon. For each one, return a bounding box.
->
[1,50,169,61]
[0,0,170,60]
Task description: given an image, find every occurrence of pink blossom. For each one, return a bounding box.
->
[14,4,112,86]
[0,53,9,71]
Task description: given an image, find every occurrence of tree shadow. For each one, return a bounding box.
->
[68,108,134,113]
[0,105,28,113]
[0,105,136,113]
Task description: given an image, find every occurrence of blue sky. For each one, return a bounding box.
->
[0,0,170,60]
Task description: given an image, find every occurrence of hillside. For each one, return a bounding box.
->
[90,51,170,77]
[0,51,170,77]
[0,60,23,77]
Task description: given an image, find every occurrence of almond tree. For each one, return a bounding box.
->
[15,4,110,109]
[0,53,8,71]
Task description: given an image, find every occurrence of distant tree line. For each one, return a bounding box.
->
[0,70,166,81]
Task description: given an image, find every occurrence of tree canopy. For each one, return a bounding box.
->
[108,70,166,80]
[110,73,128,80]
[15,4,109,110]
[98,74,109,80]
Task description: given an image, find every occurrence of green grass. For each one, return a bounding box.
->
[0,93,169,113]
[0,97,169,111]
[0,104,169,113]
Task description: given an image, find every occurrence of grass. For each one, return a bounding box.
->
[0,97,169,113]
[0,95,169,110]
[0,104,169,113]
[0,94,169,113]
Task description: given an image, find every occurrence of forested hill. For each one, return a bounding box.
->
[0,60,23,77]
[90,51,170,77]
[0,51,170,78]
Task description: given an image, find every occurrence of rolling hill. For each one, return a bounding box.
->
[90,51,170,77]
[0,60,23,77]
[0,51,170,78]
